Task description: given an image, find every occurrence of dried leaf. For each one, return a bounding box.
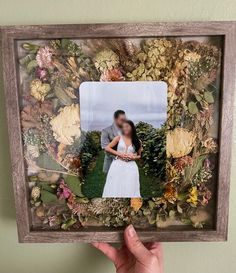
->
[188,101,198,114]
[130,198,143,212]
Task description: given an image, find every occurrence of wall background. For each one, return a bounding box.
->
[0,1,235,273]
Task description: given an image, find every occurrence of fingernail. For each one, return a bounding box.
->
[127,224,135,237]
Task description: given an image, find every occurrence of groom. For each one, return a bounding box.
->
[101,110,126,173]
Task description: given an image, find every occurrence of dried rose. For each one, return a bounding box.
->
[50,104,81,145]
[167,128,196,158]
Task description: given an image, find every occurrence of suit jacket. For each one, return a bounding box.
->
[101,123,119,173]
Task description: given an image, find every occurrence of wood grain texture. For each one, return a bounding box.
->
[1,22,235,243]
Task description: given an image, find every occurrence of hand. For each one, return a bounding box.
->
[118,153,130,161]
[126,154,136,161]
[92,225,163,273]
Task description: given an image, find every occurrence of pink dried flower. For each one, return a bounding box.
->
[100,68,124,81]
[204,158,211,170]
[36,67,48,81]
[57,180,72,199]
[36,46,53,68]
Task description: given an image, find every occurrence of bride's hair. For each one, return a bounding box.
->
[123,120,141,152]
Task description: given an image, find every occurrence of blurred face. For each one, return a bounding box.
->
[115,114,126,128]
[122,122,132,136]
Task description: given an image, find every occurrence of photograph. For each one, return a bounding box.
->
[79,81,167,198]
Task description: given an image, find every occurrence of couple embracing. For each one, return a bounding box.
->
[101,110,142,198]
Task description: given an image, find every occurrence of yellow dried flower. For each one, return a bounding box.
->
[183,51,201,63]
[187,186,198,207]
[130,198,143,212]
[167,128,196,158]
[50,104,81,145]
[30,79,51,102]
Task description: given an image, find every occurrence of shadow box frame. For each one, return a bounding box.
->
[0,22,235,243]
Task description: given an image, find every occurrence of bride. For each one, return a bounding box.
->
[102,120,141,198]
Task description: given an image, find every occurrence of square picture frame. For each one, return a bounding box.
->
[1,22,235,243]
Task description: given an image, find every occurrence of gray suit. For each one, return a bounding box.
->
[101,123,119,173]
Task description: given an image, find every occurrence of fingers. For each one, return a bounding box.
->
[124,225,150,262]
[91,242,118,263]
[148,242,164,272]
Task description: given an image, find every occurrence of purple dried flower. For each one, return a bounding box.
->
[57,180,72,199]
[36,67,48,81]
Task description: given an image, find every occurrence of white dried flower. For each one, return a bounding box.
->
[50,104,81,145]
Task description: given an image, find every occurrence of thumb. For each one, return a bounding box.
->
[124,225,150,261]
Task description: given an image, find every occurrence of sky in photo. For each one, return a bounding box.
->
[79,81,167,131]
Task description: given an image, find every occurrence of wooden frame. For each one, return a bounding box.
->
[1,22,235,243]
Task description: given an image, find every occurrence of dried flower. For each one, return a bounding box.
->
[31,186,41,200]
[36,46,53,68]
[198,185,212,205]
[94,49,120,72]
[57,180,72,199]
[100,68,124,81]
[164,184,177,204]
[184,51,201,63]
[187,186,198,207]
[36,67,48,81]
[50,104,81,145]
[48,215,61,227]
[174,156,193,173]
[30,79,51,102]
[35,206,45,218]
[167,128,196,158]
[202,138,217,153]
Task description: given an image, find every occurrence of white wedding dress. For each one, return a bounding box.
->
[102,136,141,198]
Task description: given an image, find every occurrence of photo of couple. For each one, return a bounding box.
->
[101,110,142,197]
[79,81,167,198]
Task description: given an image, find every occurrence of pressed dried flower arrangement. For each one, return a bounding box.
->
[1,22,235,242]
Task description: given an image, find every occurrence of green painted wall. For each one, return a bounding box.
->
[0,1,235,272]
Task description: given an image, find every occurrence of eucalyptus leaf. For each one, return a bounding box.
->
[40,190,58,203]
[27,60,38,73]
[64,175,84,197]
[37,153,64,171]
[194,94,202,102]
[19,54,35,66]
[39,182,55,193]
[204,91,214,103]
[188,101,198,114]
